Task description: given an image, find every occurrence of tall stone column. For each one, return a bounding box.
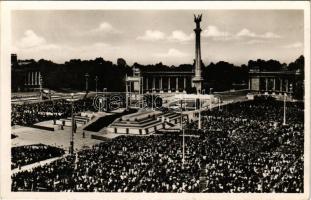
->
[285,79,288,92]
[192,14,204,94]
[280,78,283,92]
[176,77,179,93]
[273,78,276,91]
[146,77,149,91]
[265,78,268,91]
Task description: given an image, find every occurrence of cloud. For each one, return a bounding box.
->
[236,28,281,39]
[137,30,166,41]
[168,30,194,42]
[18,30,47,49]
[244,40,270,45]
[94,22,119,33]
[261,32,281,39]
[155,48,188,58]
[137,30,193,43]
[282,42,303,48]
[236,28,256,37]
[202,26,231,39]
[15,30,60,51]
[84,22,120,35]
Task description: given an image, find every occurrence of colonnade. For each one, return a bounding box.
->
[25,71,41,86]
[145,76,189,93]
[249,77,291,92]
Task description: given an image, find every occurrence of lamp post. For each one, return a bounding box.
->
[52,100,56,125]
[39,73,43,100]
[198,98,201,130]
[85,73,89,93]
[152,91,154,111]
[218,97,221,111]
[283,93,287,125]
[70,93,74,154]
[180,98,185,166]
[66,93,78,154]
[95,76,98,94]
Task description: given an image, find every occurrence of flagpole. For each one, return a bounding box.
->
[283,93,287,125]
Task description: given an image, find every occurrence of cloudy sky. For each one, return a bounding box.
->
[12,10,304,66]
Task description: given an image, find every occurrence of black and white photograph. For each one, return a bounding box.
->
[0,1,310,200]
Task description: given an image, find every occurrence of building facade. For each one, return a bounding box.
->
[11,54,42,92]
[249,67,303,98]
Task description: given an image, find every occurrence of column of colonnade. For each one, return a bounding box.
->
[24,71,42,86]
[143,76,190,93]
[28,72,31,85]
[152,77,155,92]
[168,77,171,93]
[260,77,291,93]
[159,77,163,93]
[36,71,38,85]
[184,77,187,92]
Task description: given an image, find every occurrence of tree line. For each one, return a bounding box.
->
[12,55,304,93]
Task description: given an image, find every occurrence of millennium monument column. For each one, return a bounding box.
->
[192,14,204,94]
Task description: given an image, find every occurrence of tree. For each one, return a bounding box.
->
[117,58,127,67]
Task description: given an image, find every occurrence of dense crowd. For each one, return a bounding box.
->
[11,98,95,126]
[11,98,304,193]
[11,144,65,169]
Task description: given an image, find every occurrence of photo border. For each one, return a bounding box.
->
[1,1,310,200]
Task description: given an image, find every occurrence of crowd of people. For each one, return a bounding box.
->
[12,135,201,192]
[11,98,95,126]
[11,98,304,193]
[11,144,65,169]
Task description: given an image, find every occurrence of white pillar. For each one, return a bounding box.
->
[32,72,35,86]
[24,74,27,86]
[152,77,155,92]
[273,78,276,91]
[265,78,268,91]
[183,77,187,93]
[168,77,171,92]
[280,78,283,92]
[176,77,179,92]
[35,72,39,85]
[146,77,149,91]
[25,73,28,85]
[285,79,288,92]
[160,77,163,92]
[28,72,31,85]
[37,72,39,85]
